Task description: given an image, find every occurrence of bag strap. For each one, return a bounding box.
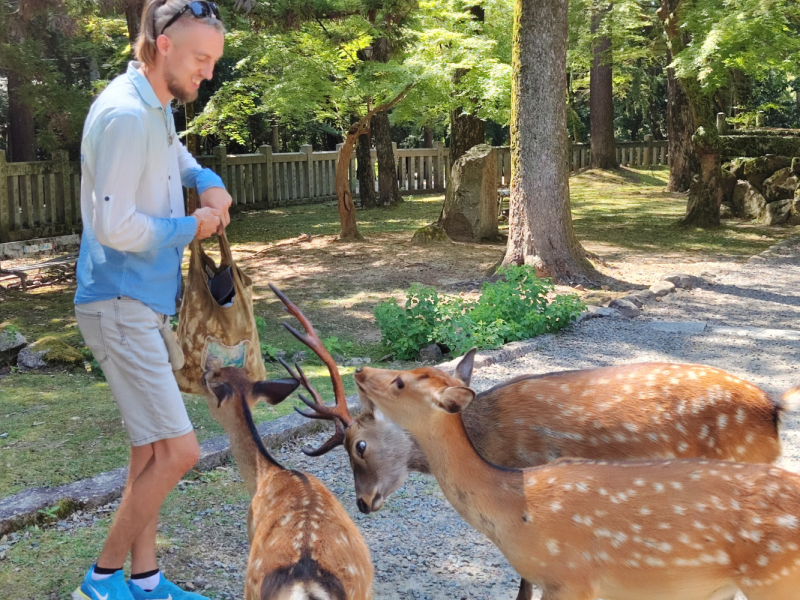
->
[218,229,234,264]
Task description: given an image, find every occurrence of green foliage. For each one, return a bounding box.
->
[255,315,284,361]
[374,267,585,360]
[322,336,354,358]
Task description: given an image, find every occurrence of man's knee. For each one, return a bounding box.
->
[157,434,200,474]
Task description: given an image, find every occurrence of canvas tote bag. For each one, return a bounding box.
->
[174,230,266,394]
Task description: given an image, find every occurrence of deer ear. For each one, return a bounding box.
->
[209,382,233,407]
[250,378,300,406]
[435,386,476,414]
[454,348,477,386]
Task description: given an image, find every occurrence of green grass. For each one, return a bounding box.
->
[0,465,251,599]
[571,167,796,255]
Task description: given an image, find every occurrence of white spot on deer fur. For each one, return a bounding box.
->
[690,471,701,480]
[547,539,560,555]
[572,514,593,526]
[634,479,646,487]
[575,482,590,492]
[674,505,686,515]
[653,483,665,493]
[677,442,689,453]
[757,556,769,567]
[678,533,691,545]
[768,541,782,553]
[646,557,666,567]
[550,501,562,512]
[675,423,687,435]
[670,482,683,490]
[693,521,707,530]
[736,445,746,455]
[736,408,746,423]
[717,414,728,429]
[630,523,643,533]
[639,507,652,516]
[739,529,763,542]
[777,515,799,529]
[698,425,709,439]
[648,433,659,442]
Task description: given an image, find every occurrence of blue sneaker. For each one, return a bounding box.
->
[127,576,210,600]
[73,566,134,600]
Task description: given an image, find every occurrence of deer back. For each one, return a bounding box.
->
[346,362,784,514]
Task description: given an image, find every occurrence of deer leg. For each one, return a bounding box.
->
[515,578,534,600]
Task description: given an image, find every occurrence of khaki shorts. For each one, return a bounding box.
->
[75,297,193,446]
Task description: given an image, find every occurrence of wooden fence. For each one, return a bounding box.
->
[1,137,666,243]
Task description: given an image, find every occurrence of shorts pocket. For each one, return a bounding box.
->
[75,308,109,364]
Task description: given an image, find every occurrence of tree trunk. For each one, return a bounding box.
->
[665,63,697,191]
[7,71,36,162]
[659,0,719,226]
[422,127,433,148]
[503,0,600,284]
[450,108,485,166]
[333,85,413,240]
[124,0,145,50]
[357,128,378,209]
[589,3,617,169]
[372,110,403,205]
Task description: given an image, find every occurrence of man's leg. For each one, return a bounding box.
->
[97,432,199,570]
[124,444,157,574]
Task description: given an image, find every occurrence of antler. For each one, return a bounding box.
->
[270,284,354,456]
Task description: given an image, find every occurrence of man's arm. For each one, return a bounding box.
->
[177,141,231,227]
[92,114,196,252]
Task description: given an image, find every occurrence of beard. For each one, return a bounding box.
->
[165,67,198,103]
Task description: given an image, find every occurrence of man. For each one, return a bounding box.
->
[72,2,231,599]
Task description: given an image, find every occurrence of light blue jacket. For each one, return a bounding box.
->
[75,62,224,315]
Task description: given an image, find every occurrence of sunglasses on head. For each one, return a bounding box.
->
[159,1,221,36]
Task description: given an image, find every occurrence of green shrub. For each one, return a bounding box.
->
[374,266,585,360]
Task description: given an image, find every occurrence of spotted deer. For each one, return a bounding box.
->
[354,363,800,600]
[292,349,791,516]
[200,367,373,600]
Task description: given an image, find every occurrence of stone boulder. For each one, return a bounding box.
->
[661,273,703,289]
[720,203,734,219]
[0,330,27,366]
[732,181,767,221]
[728,157,747,180]
[418,343,443,363]
[441,144,499,242]
[763,199,793,226]
[649,281,676,297]
[789,193,800,226]
[720,169,738,205]
[763,167,797,202]
[607,298,640,318]
[743,155,792,193]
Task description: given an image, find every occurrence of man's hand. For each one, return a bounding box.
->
[192,207,223,240]
[199,187,232,231]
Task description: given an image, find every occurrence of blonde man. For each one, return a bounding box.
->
[73,1,230,599]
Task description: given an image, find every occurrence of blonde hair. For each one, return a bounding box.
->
[134,0,226,66]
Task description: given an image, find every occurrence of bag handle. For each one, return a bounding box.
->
[218,229,234,264]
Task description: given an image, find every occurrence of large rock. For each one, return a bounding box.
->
[17,347,48,371]
[728,157,747,180]
[763,167,798,202]
[661,273,703,289]
[720,203,734,219]
[607,298,640,318]
[418,342,443,363]
[649,281,676,297]
[441,144,499,242]
[742,155,793,193]
[789,193,800,226]
[720,169,737,205]
[732,181,767,221]
[763,199,793,226]
[0,330,27,366]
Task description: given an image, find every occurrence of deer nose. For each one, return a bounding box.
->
[355,367,364,374]
[356,498,370,514]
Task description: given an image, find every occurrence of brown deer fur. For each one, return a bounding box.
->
[201,367,373,600]
[354,364,800,600]
[336,358,789,514]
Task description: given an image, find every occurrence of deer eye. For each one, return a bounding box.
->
[394,377,404,389]
[356,440,367,457]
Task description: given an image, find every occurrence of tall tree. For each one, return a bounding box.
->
[589,1,617,168]
[356,131,378,208]
[665,58,696,191]
[503,0,599,284]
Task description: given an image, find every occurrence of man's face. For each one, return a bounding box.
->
[161,20,224,102]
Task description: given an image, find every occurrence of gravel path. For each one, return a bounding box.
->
[12,237,800,600]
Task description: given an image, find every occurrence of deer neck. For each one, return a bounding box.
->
[413,412,526,546]
[227,397,283,498]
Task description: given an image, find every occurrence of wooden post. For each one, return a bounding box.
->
[434,141,444,191]
[259,145,272,205]
[716,112,727,134]
[0,152,8,242]
[54,149,73,227]
[644,134,654,166]
[301,145,313,200]
[213,145,228,190]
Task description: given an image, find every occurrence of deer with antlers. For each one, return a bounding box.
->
[352,363,800,600]
[200,365,373,600]
[270,288,800,599]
